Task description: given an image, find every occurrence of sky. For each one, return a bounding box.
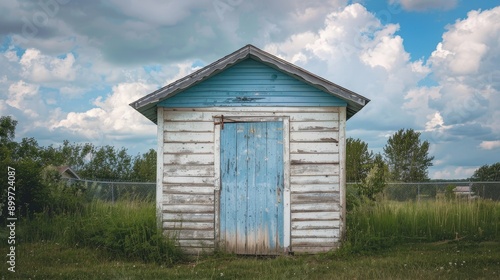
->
[0,0,499,180]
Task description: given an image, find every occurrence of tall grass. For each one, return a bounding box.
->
[345,199,500,252]
[18,199,184,265]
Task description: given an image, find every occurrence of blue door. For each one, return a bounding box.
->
[220,121,284,254]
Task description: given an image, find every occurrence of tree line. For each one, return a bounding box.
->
[1,116,156,182]
[1,115,157,218]
[346,128,499,201]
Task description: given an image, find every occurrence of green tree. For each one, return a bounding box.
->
[358,153,389,200]
[16,137,41,162]
[41,140,94,172]
[470,163,500,181]
[0,116,49,218]
[132,149,157,182]
[0,116,17,161]
[0,116,17,144]
[383,128,434,182]
[470,163,500,200]
[80,145,133,180]
[346,137,373,183]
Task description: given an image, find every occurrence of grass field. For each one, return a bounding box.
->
[2,198,500,279]
[4,241,500,279]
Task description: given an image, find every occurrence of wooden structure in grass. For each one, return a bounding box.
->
[130,44,369,255]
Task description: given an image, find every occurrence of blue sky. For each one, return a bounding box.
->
[0,0,499,179]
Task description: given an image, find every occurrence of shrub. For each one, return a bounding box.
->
[18,199,185,265]
[445,184,456,200]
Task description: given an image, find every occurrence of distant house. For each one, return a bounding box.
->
[57,166,80,180]
[454,185,474,198]
[130,44,370,255]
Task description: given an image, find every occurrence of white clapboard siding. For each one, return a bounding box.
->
[289,112,339,122]
[291,220,340,230]
[163,204,214,213]
[163,213,214,222]
[290,164,340,176]
[164,193,214,204]
[291,238,339,245]
[291,229,340,238]
[177,239,215,248]
[290,121,339,132]
[164,222,214,230]
[290,153,338,164]
[164,154,214,165]
[164,186,214,195]
[291,184,339,193]
[164,108,339,122]
[291,211,341,221]
[288,109,342,253]
[291,203,340,212]
[162,143,213,154]
[164,176,214,185]
[162,110,217,252]
[291,240,341,253]
[164,132,213,143]
[290,142,339,154]
[291,192,340,204]
[164,164,214,177]
[163,229,214,240]
[164,121,214,132]
[290,131,339,142]
[290,175,339,185]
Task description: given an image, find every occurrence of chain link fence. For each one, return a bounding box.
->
[64,179,500,202]
[63,178,155,202]
[348,181,500,201]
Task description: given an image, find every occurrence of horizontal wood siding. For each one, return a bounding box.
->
[289,109,341,253]
[162,109,215,254]
[158,59,347,108]
[161,107,343,254]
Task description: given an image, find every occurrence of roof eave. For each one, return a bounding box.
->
[130,44,370,123]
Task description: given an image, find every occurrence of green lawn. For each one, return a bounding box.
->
[4,241,500,279]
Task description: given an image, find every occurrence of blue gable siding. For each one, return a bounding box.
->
[158,59,347,108]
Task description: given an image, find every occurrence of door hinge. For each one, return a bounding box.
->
[214,115,224,130]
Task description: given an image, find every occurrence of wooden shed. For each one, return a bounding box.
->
[130,44,369,255]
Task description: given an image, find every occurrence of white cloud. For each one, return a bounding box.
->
[164,61,202,84]
[404,4,500,176]
[406,7,500,136]
[404,86,440,111]
[265,3,429,133]
[425,112,447,131]
[390,0,457,12]
[20,48,77,83]
[430,8,500,79]
[264,32,317,63]
[53,82,157,142]
[431,166,476,180]
[479,141,500,150]
[7,80,40,117]
[359,24,409,71]
[4,49,18,62]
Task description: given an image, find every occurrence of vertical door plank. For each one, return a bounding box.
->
[246,123,258,254]
[235,123,248,254]
[220,123,238,252]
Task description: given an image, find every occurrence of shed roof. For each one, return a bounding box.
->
[57,166,80,180]
[130,44,370,124]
